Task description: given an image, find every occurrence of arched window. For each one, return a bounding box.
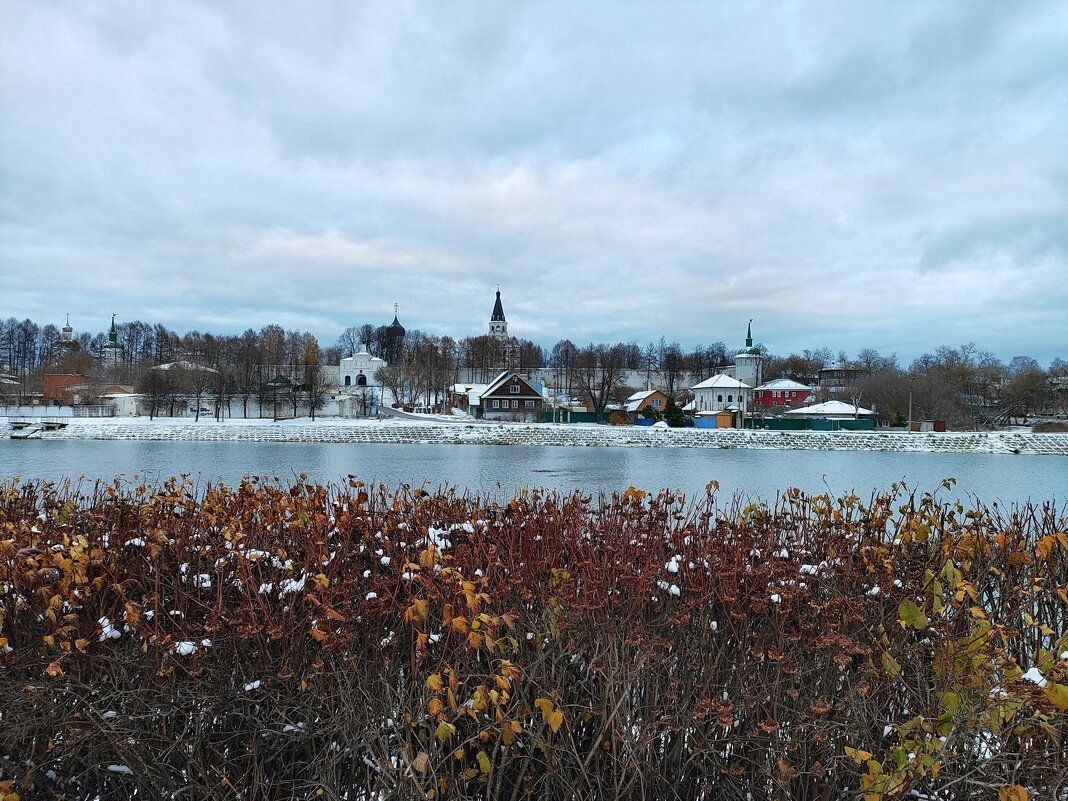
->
[357,374,367,387]
[717,395,723,403]
[727,394,733,403]
[344,375,351,386]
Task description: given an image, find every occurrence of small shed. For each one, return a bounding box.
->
[695,410,734,429]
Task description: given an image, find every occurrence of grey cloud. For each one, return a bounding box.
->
[2,1,1067,363]
[919,211,1068,272]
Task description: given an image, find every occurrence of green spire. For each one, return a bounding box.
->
[737,318,761,357]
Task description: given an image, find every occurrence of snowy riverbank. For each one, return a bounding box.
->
[4,416,1067,455]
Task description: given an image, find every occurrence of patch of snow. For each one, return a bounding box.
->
[278,575,306,596]
[244,680,261,691]
[365,591,378,600]
[769,594,782,604]
[98,617,121,641]
[173,641,198,656]
[867,586,881,597]
[107,764,133,775]
[1021,667,1047,687]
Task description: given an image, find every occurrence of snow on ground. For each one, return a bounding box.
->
[2,415,1066,454]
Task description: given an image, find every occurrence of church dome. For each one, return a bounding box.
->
[387,306,405,338]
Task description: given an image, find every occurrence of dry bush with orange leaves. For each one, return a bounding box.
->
[1,476,1066,801]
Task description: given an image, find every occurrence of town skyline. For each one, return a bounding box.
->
[3,292,1063,373]
[2,3,1066,364]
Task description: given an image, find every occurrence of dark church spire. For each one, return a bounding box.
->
[491,288,506,322]
[489,287,508,338]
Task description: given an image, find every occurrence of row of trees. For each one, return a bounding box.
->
[3,316,1066,427]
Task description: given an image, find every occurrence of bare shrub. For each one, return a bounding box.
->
[1,477,1066,799]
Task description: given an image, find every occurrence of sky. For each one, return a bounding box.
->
[1,1,1066,365]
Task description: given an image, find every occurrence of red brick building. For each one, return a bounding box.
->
[43,374,91,404]
[752,378,815,412]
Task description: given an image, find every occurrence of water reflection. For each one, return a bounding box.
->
[2,439,1065,507]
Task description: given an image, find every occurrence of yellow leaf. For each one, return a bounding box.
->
[412,752,429,773]
[74,638,89,653]
[428,698,444,715]
[412,598,428,620]
[427,673,443,692]
[45,659,63,677]
[548,710,564,733]
[477,750,491,773]
[308,628,327,641]
[1045,683,1068,711]
[844,746,872,765]
[534,697,554,719]
[434,721,455,742]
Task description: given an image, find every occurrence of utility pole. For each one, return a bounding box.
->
[908,376,914,432]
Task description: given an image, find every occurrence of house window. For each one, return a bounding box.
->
[652,398,662,408]
[344,375,351,386]
[510,384,520,393]
[357,374,367,387]
[727,395,733,403]
[492,400,500,409]
[717,395,723,403]
[512,399,519,408]
[525,400,534,408]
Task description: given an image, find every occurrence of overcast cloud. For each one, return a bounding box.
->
[2,1,1066,364]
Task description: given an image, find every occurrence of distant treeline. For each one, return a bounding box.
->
[2,315,1066,427]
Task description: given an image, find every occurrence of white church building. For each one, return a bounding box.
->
[338,351,386,389]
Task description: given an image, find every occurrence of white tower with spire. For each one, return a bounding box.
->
[489,287,508,338]
[101,314,124,368]
[733,319,764,389]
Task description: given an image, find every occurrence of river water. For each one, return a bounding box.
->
[1,439,1065,507]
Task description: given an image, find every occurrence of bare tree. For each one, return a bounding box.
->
[549,339,578,397]
[337,326,361,358]
[573,343,628,421]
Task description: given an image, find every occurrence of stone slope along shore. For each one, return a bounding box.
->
[6,418,1067,455]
